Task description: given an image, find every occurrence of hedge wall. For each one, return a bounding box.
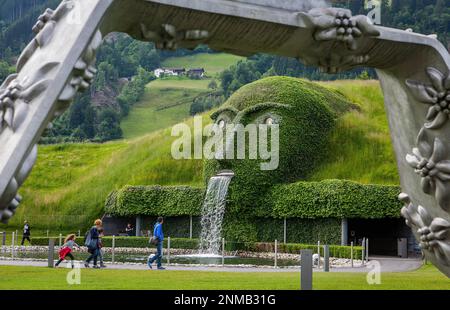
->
[106,180,401,219]
[106,185,204,217]
[263,179,402,219]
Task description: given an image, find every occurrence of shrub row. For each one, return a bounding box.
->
[30,237,361,259]
[264,179,402,219]
[106,185,204,217]
[106,180,402,219]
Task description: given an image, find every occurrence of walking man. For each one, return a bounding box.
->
[21,221,31,245]
[147,217,165,270]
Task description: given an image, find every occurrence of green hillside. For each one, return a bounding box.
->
[2,79,398,231]
[120,80,207,139]
[310,80,398,184]
[120,53,242,139]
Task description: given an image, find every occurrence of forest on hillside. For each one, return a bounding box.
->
[0,0,448,143]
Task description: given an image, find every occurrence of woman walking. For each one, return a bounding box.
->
[84,219,102,269]
[55,234,80,268]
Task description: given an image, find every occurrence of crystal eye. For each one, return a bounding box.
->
[265,117,274,125]
[218,119,226,129]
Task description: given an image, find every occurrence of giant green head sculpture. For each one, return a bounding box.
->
[204,76,351,214]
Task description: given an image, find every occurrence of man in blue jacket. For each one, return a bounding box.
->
[147,217,165,270]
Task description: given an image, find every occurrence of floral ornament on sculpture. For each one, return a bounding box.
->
[300,8,380,50]
[406,67,450,129]
[406,132,450,211]
[399,194,450,266]
[0,79,22,131]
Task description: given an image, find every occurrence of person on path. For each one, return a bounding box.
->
[84,219,102,269]
[97,227,106,268]
[125,223,134,236]
[55,234,80,268]
[21,221,31,245]
[147,217,165,270]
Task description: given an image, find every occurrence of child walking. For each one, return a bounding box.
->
[55,234,80,268]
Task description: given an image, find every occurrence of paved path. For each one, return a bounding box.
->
[0,256,423,273]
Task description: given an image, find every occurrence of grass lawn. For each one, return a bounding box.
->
[0,264,448,290]
[121,85,206,139]
[162,53,244,77]
[149,78,212,90]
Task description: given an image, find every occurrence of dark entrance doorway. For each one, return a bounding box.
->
[348,218,415,256]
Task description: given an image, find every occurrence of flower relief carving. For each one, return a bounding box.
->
[0,62,59,134]
[406,130,450,211]
[406,67,450,129]
[298,8,379,73]
[0,76,21,131]
[302,8,380,50]
[399,193,450,266]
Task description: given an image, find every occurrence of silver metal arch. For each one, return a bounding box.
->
[0,0,449,276]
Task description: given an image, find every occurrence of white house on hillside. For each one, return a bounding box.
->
[154,68,186,78]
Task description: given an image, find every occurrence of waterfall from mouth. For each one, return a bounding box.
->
[199,172,233,255]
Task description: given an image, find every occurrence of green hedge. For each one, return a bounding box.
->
[106,180,401,219]
[278,243,363,260]
[264,179,402,219]
[30,237,361,259]
[106,185,204,217]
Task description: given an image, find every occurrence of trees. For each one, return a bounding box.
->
[208,79,218,90]
[0,61,12,83]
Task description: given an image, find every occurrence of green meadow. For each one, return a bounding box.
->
[0,264,448,290]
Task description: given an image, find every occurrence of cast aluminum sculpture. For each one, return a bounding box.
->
[0,0,449,276]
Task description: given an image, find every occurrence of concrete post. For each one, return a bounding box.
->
[300,249,313,290]
[48,239,55,268]
[78,230,81,237]
[324,245,330,272]
[167,236,171,266]
[341,218,348,246]
[222,238,225,267]
[189,215,193,239]
[362,237,366,265]
[274,239,278,268]
[135,216,141,237]
[59,233,62,246]
[317,241,321,269]
[46,230,49,237]
[351,241,354,268]
[366,238,369,263]
[283,217,287,244]
[112,235,115,264]
[11,231,14,260]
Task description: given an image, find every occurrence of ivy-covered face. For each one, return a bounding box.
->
[203,76,349,212]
